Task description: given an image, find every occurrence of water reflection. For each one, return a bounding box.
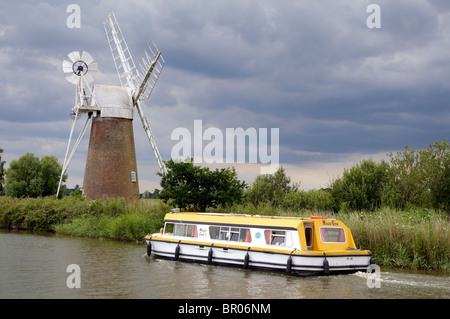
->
[1,230,448,299]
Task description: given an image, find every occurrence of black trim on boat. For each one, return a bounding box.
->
[151,248,369,276]
[149,238,372,259]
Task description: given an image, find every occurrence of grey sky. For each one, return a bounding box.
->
[0,0,449,191]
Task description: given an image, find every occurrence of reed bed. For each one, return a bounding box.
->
[209,204,449,272]
[0,197,448,271]
[53,201,168,241]
[340,209,449,271]
[0,196,169,241]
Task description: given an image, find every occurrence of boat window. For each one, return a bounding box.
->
[186,224,197,237]
[264,230,286,246]
[219,227,230,240]
[164,222,174,235]
[209,226,252,242]
[239,228,252,242]
[230,228,240,241]
[209,226,220,239]
[171,223,198,238]
[320,227,346,243]
[174,223,185,236]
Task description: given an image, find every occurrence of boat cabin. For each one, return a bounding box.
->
[160,212,358,253]
[146,211,373,275]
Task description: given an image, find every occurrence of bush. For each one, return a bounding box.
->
[330,159,390,212]
[54,199,169,241]
[4,153,67,198]
[0,196,169,237]
[329,140,450,213]
[0,196,89,231]
[157,158,246,211]
[245,167,298,208]
[282,189,334,212]
[385,140,450,211]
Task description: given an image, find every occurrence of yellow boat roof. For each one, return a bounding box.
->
[163,212,330,230]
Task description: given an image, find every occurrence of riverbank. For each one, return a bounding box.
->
[0,196,168,240]
[0,196,448,272]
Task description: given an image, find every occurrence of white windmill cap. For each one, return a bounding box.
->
[90,85,134,119]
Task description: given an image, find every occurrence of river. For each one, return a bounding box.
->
[0,229,448,299]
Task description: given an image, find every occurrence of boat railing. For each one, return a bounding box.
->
[169,210,313,221]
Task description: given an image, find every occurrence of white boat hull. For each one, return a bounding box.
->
[147,239,372,276]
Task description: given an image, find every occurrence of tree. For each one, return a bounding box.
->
[385,139,450,211]
[283,189,334,212]
[245,167,299,207]
[40,155,65,197]
[5,153,66,198]
[0,148,5,195]
[330,140,450,212]
[417,139,449,212]
[331,159,391,211]
[156,158,247,211]
[141,190,152,199]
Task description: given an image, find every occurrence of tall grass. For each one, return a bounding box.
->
[340,208,449,271]
[54,200,168,241]
[0,196,169,241]
[0,196,448,271]
[211,204,449,272]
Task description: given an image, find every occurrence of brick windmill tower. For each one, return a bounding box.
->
[57,13,166,201]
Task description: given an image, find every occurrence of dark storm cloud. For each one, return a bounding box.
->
[0,0,449,189]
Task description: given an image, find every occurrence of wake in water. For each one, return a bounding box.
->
[353,270,450,298]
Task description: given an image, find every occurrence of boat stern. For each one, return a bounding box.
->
[295,216,374,274]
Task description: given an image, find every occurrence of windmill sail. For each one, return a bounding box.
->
[58,13,167,199]
[135,40,165,101]
[104,12,166,174]
[104,13,138,91]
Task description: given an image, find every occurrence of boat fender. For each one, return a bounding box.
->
[208,246,213,264]
[175,241,181,260]
[369,257,375,272]
[244,247,250,269]
[323,253,330,275]
[146,241,152,257]
[286,256,292,273]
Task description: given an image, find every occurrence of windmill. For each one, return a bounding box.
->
[57,12,166,201]
[57,50,99,198]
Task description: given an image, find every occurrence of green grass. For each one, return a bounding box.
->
[54,205,167,241]
[211,204,449,272]
[0,196,169,241]
[337,208,449,272]
[0,196,448,271]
